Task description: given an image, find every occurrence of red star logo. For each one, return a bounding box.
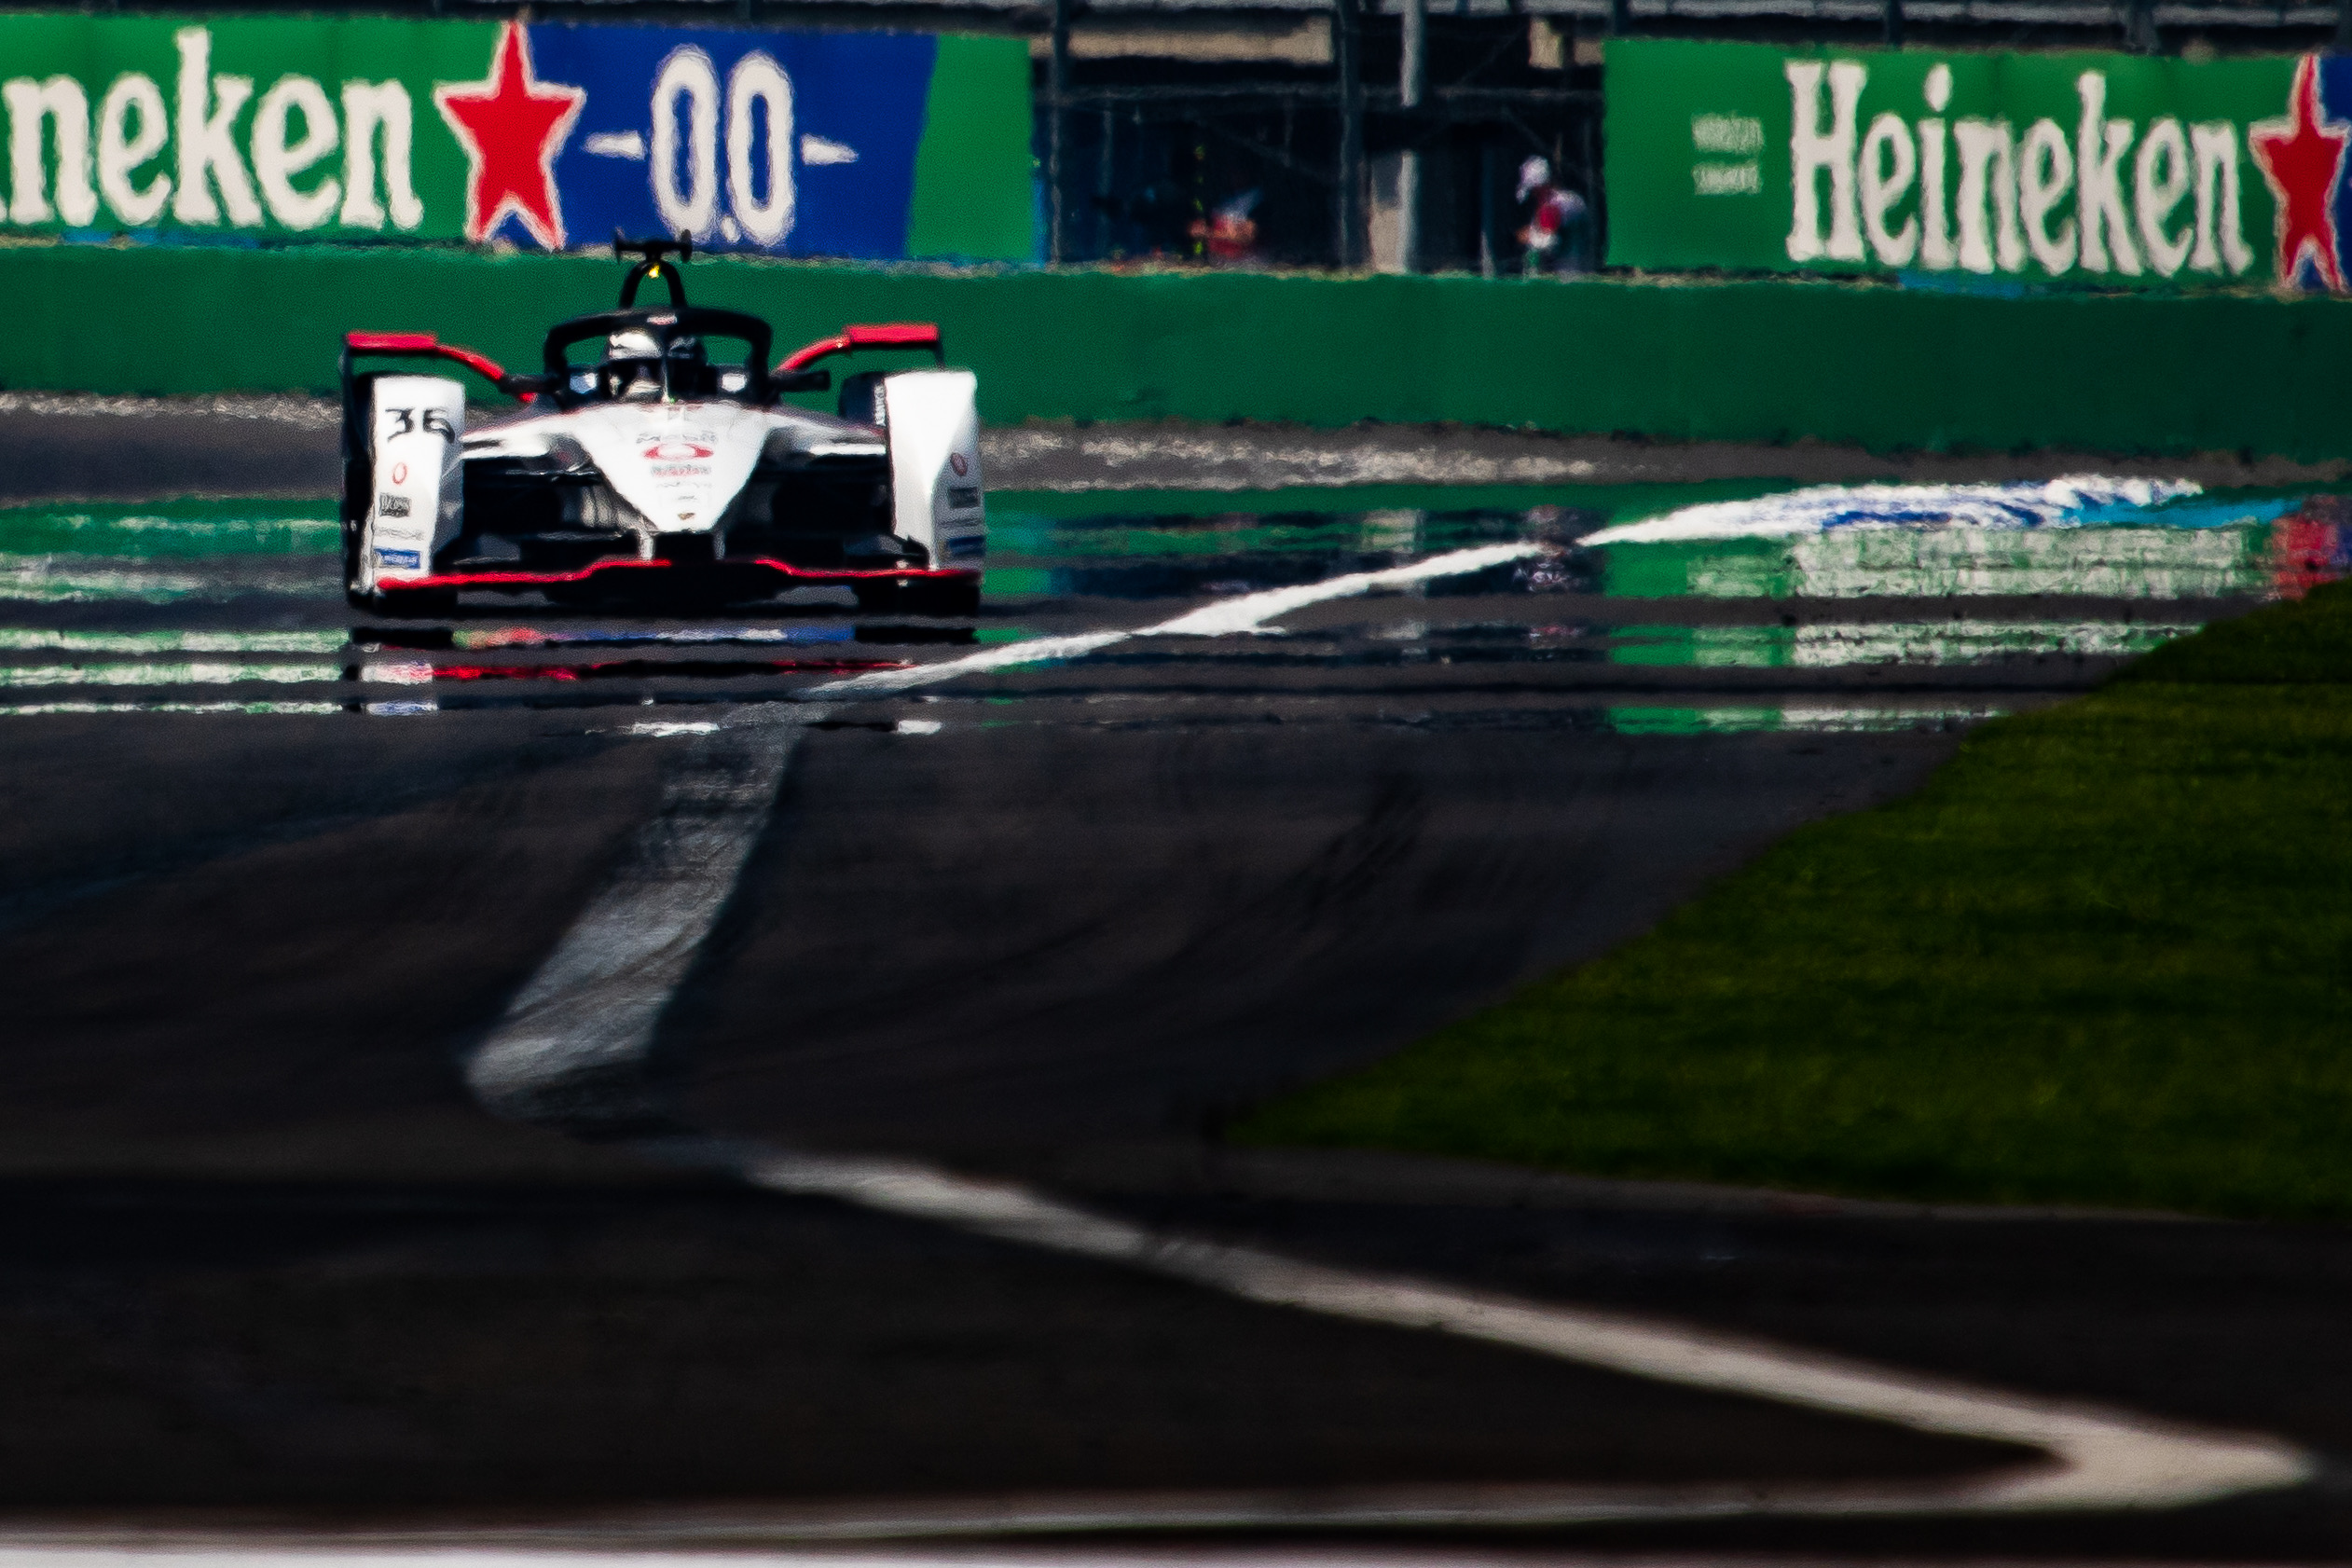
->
[433,22,585,249]
[2250,55,2349,290]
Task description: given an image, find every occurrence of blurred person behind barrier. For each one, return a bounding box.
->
[1189,190,1262,267]
[1516,157,1591,276]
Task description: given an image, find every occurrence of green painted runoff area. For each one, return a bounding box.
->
[1236,581,2352,1219]
[0,499,335,556]
[10,243,2352,460]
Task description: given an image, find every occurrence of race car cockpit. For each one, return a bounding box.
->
[519,236,803,409]
[542,308,782,408]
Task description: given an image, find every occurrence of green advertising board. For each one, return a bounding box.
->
[1603,38,2345,290]
[0,13,1030,259]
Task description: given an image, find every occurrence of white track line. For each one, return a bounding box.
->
[464,710,821,1123]
[706,1146,2310,1534]
[451,557,2312,1540]
[800,543,1544,698]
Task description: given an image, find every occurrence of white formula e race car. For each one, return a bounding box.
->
[339,235,984,618]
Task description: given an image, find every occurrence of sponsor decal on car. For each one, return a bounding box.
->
[943,532,985,559]
[643,440,714,461]
[948,451,970,477]
[382,407,457,441]
[947,486,981,512]
[376,547,422,569]
[378,494,412,516]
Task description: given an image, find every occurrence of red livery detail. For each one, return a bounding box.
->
[344,332,527,399]
[415,657,908,681]
[398,558,980,591]
[777,323,944,373]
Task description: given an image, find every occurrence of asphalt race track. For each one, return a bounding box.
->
[2,408,2349,1561]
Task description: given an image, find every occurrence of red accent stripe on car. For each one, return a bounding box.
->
[396,559,980,590]
[776,322,942,373]
[415,658,908,681]
[345,332,523,399]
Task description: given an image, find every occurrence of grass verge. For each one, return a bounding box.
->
[1232,581,2352,1219]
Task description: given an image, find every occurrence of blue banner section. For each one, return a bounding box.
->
[2308,54,2352,293]
[518,24,938,258]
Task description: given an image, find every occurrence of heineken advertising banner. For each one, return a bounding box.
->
[0,14,1030,259]
[1606,38,2352,291]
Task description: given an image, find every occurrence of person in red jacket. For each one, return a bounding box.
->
[1516,157,1591,276]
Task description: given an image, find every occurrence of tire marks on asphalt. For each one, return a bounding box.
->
[464,709,824,1131]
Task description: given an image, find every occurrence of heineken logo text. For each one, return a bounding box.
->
[1781,60,2255,280]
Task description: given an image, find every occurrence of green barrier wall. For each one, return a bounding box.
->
[11,243,2352,461]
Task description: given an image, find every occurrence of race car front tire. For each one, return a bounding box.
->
[349,585,460,618]
[854,577,981,618]
[343,516,457,617]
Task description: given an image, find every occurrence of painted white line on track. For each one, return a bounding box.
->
[463,708,824,1123]
[801,543,1545,698]
[0,700,346,717]
[799,628,1131,697]
[706,1146,2310,1533]
[0,629,348,654]
[0,661,342,688]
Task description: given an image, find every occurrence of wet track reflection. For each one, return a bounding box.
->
[1,478,2343,726]
[7,473,2352,1549]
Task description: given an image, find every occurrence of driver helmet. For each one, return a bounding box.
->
[600,329,707,399]
[603,327,659,361]
[1516,157,1552,202]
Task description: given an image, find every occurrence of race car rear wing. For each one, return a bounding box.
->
[777,323,945,375]
[342,332,535,399]
[344,321,946,413]
[337,331,542,491]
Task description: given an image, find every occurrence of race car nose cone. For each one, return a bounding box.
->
[567,401,770,536]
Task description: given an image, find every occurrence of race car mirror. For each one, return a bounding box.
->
[773,369,831,393]
[776,323,945,377]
